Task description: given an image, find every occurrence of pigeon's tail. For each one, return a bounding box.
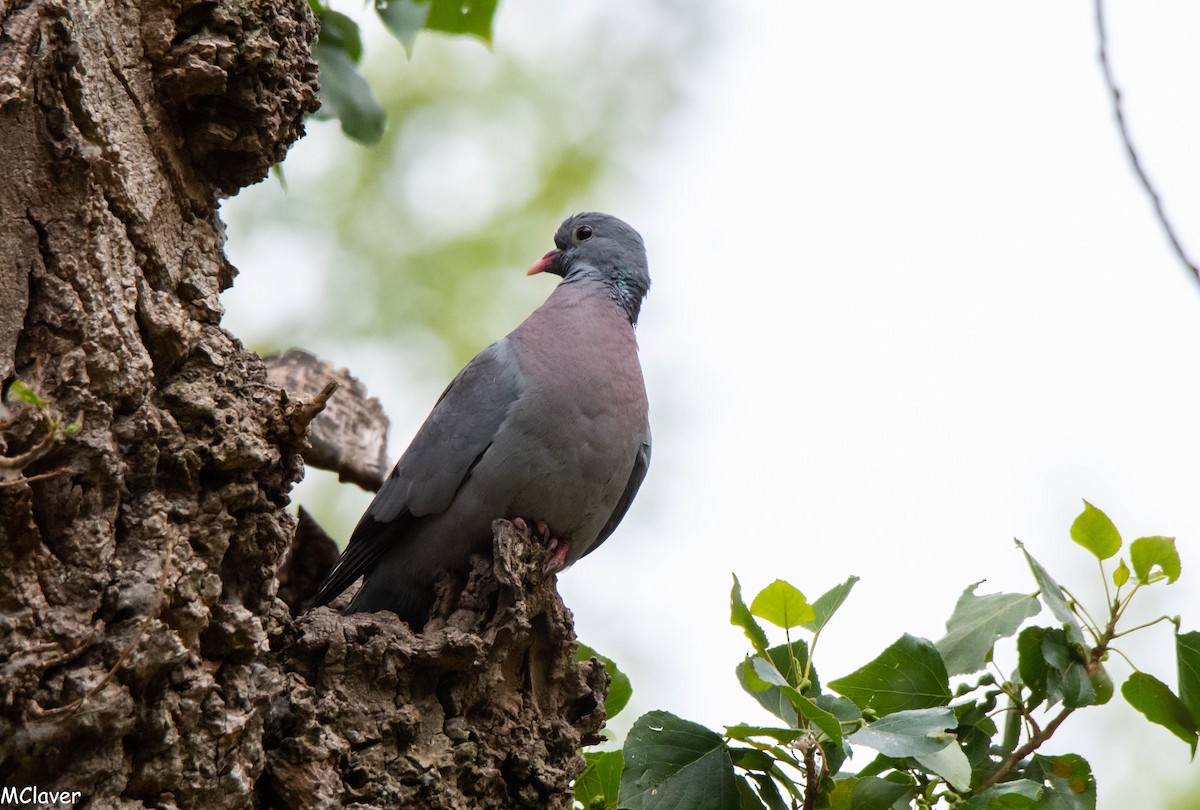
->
[309,511,415,610]
[344,574,434,627]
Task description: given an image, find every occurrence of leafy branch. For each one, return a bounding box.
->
[572,501,1198,810]
[0,379,80,486]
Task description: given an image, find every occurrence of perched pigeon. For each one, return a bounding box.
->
[310,213,652,625]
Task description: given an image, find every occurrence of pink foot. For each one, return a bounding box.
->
[546,537,571,573]
[511,517,570,572]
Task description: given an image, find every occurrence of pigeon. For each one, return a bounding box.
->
[310,212,652,625]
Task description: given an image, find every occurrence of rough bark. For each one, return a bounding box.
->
[266,521,607,810]
[265,349,390,493]
[0,0,606,807]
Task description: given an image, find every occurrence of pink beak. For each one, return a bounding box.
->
[527,249,560,276]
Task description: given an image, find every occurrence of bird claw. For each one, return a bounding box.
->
[513,516,570,573]
[546,537,571,573]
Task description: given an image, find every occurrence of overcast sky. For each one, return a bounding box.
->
[226,2,1200,805]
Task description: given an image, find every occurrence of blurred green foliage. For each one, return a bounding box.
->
[228,0,711,371]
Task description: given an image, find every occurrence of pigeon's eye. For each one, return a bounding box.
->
[574,225,593,241]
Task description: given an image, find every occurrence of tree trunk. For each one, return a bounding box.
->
[0,1,606,807]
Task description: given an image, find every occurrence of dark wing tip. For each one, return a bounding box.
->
[308,512,413,609]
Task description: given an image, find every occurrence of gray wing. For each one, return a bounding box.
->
[310,339,523,607]
[582,424,651,559]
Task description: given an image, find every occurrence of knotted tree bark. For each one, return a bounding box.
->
[0,1,606,806]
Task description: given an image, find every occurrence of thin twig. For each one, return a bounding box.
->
[1095,0,1200,286]
[974,705,1075,793]
[1059,585,1103,641]
[284,380,339,437]
[1111,614,1176,639]
[0,467,69,487]
[0,417,55,470]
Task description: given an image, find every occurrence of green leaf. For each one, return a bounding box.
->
[744,773,788,810]
[6,379,47,407]
[818,736,849,780]
[1129,536,1181,584]
[374,0,496,53]
[745,656,842,743]
[824,777,855,810]
[317,9,364,62]
[855,753,904,778]
[960,780,1041,810]
[750,580,815,630]
[734,775,768,810]
[847,707,956,758]
[620,711,740,810]
[311,39,386,144]
[913,736,971,791]
[575,644,632,720]
[935,581,1041,676]
[764,639,819,694]
[957,714,999,776]
[1017,626,1051,708]
[848,776,915,810]
[1070,500,1121,560]
[1121,672,1198,754]
[575,750,623,810]
[427,0,496,40]
[60,412,83,437]
[731,575,769,656]
[724,724,801,745]
[801,576,859,634]
[1112,559,1130,587]
[814,694,862,725]
[727,747,775,773]
[1047,655,1095,710]
[736,658,797,727]
[1017,541,1085,645]
[1177,631,1200,729]
[374,0,429,56]
[788,689,844,744]
[828,634,952,716]
[1025,754,1096,810]
[428,0,496,40]
[1019,626,1096,709]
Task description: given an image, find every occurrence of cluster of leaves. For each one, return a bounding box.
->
[3,378,81,440]
[0,379,80,489]
[308,0,498,143]
[574,502,1198,810]
[4,380,81,438]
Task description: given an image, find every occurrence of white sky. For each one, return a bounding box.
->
[225,1,1200,805]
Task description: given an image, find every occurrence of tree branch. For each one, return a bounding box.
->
[1095,0,1200,287]
[973,705,1074,793]
[802,739,819,810]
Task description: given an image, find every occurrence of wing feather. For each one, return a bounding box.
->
[582,424,651,559]
[309,340,522,607]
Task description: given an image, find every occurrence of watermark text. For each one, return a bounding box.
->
[1,786,83,806]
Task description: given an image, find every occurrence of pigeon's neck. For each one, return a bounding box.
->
[608,268,647,326]
[562,265,647,326]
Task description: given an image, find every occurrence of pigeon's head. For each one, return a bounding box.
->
[528,212,650,325]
